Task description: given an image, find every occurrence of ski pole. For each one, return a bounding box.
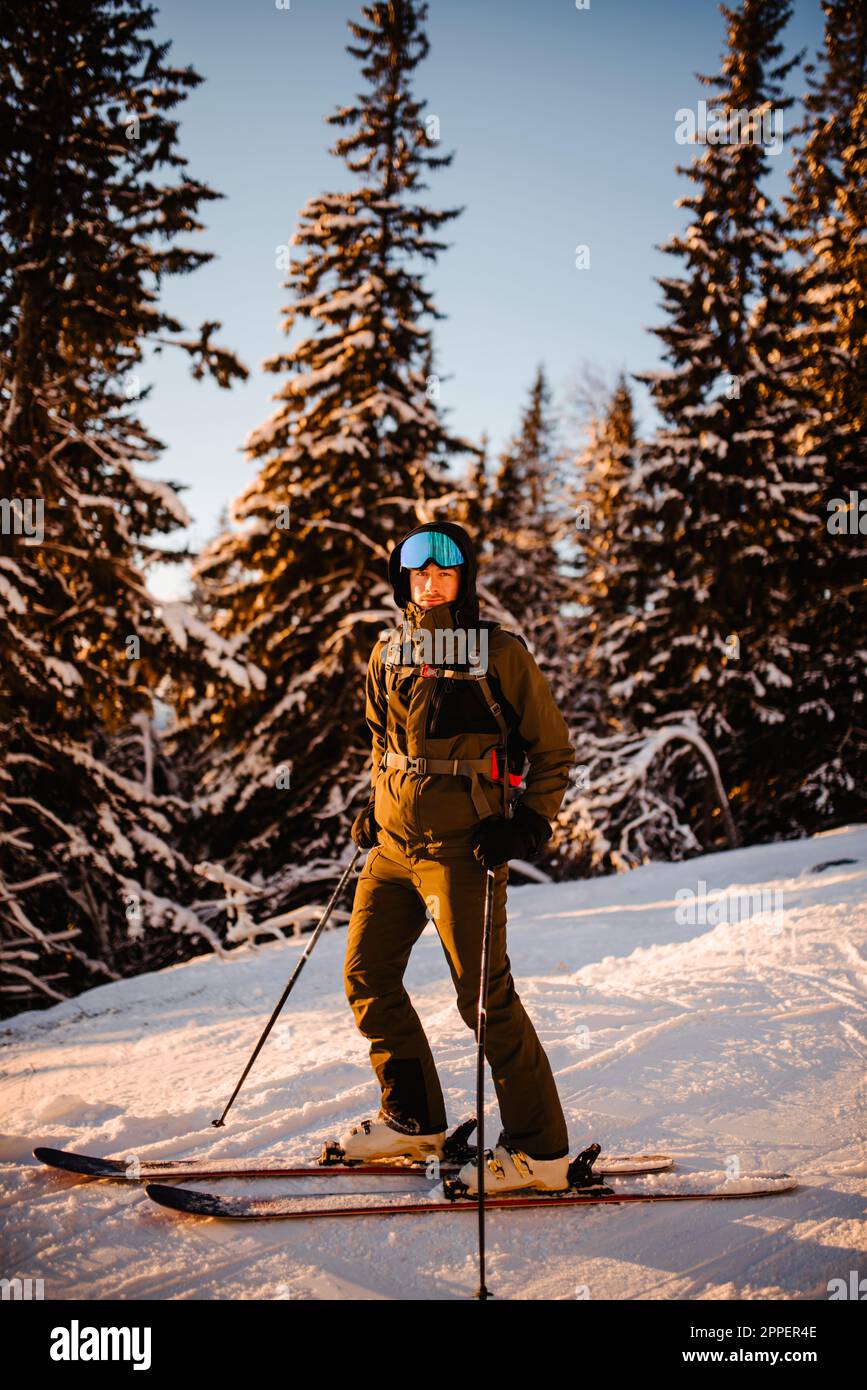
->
[212,845,363,1128]
[474,865,497,1300]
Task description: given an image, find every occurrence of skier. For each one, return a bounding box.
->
[337,520,577,1192]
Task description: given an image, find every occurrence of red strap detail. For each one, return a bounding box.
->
[491,749,524,788]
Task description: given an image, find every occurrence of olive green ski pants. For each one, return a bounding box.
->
[343,833,569,1159]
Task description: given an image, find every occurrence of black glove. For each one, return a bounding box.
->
[351,799,379,850]
[469,801,553,869]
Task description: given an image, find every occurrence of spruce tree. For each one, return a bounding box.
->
[455,429,489,538]
[782,0,867,825]
[0,0,249,1013]
[479,366,571,696]
[549,372,641,751]
[592,0,825,839]
[179,0,480,902]
[555,376,707,876]
[571,372,639,715]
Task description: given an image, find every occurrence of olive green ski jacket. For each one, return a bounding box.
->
[362,521,576,857]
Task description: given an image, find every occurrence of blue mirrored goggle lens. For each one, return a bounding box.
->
[400,530,464,570]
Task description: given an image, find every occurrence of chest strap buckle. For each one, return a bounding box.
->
[406,756,428,775]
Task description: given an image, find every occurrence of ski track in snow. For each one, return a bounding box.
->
[1,825,866,1301]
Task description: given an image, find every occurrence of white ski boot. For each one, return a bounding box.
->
[335,1114,447,1164]
[457,1134,571,1193]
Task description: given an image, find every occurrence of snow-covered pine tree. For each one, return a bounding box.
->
[0,0,252,1015]
[569,372,640,721]
[455,429,489,539]
[594,0,826,841]
[563,373,642,755]
[781,0,867,826]
[176,0,481,904]
[553,376,728,877]
[478,367,571,698]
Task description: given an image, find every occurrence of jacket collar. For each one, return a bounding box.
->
[404,599,458,633]
[395,600,482,672]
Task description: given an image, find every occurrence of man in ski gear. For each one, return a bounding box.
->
[340,520,576,1192]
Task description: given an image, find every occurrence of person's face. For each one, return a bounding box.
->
[409,561,461,609]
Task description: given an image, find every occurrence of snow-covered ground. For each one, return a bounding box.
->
[2,824,866,1301]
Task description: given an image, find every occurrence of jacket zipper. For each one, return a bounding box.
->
[426,675,445,738]
[414,671,438,839]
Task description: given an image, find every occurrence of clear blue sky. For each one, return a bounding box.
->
[141,0,825,598]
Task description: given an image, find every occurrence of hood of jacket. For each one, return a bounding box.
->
[387,520,480,629]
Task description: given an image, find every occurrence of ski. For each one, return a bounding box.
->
[32,1143,672,1182]
[144,1171,798,1222]
[33,1117,673,1183]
